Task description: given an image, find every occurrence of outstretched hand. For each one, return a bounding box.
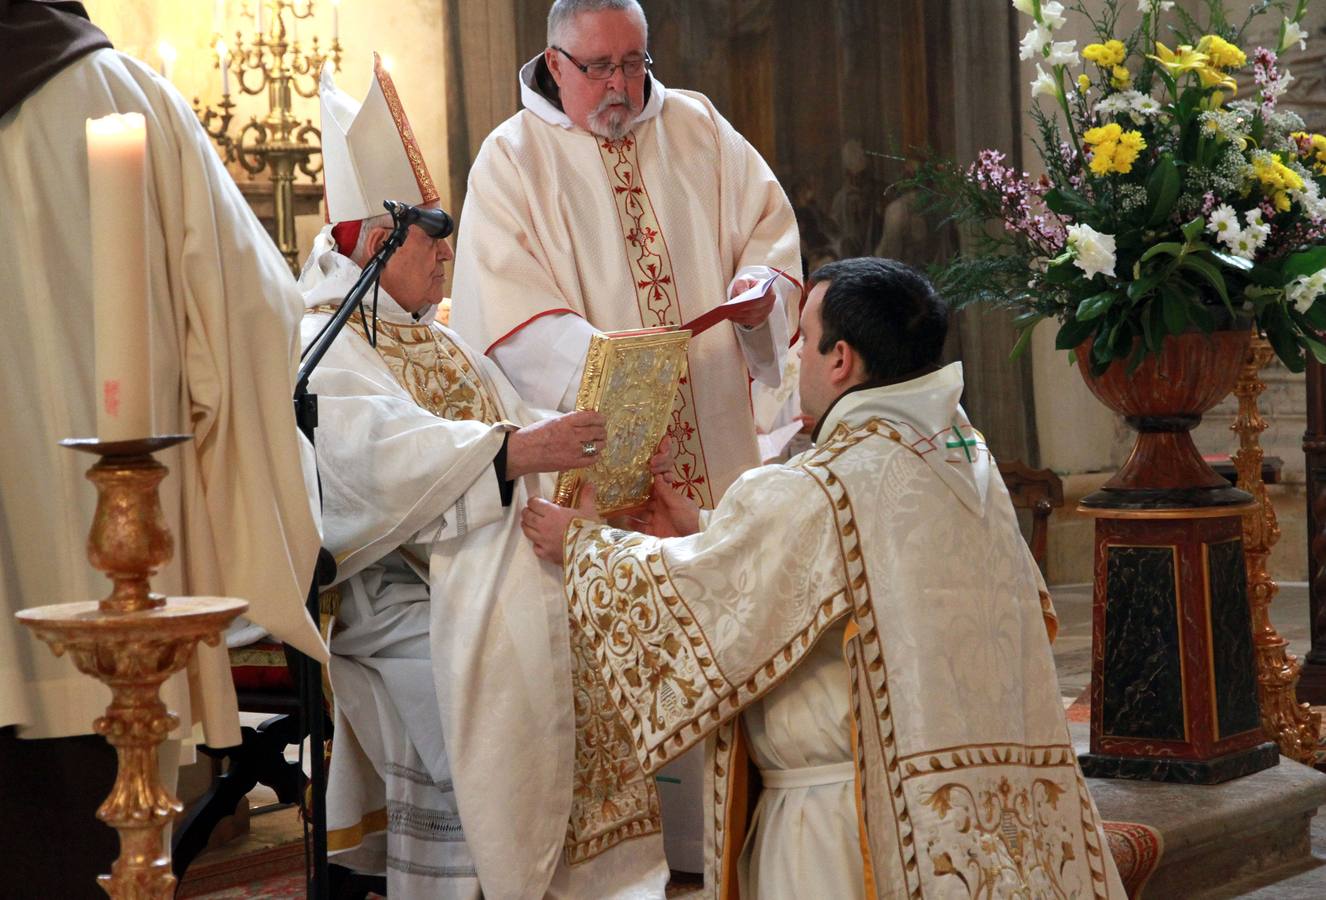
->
[521,483,599,563]
[505,410,607,479]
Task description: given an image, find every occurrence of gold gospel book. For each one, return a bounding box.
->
[554,327,691,516]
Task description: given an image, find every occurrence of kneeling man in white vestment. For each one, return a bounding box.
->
[524,257,1127,899]
[300,58,685,899]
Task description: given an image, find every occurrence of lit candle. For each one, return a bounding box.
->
[157,40,177,81]
[86,114,154,441]
[331,0,340,41]
[256,0,264,35]
[217,39,231,94]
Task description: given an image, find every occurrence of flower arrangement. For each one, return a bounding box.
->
[915,0,1326,375]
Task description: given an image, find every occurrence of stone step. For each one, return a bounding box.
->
[1073,723,1326,897]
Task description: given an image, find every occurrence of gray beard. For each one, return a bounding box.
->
[587,94,637,141]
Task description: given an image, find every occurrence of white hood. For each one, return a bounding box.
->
[817,362,991,516]
[517,53,665,131]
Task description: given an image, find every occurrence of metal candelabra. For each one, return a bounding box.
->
[193,0,341,273]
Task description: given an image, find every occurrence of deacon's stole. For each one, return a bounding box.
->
[310,304,501,424]
[596,134,714,508]
[562,420,1121,898]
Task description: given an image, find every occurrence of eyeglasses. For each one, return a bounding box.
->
[551,46,652,80]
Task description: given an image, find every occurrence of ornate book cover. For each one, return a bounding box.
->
[554,327,691,515]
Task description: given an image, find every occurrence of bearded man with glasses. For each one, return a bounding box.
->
[453,0,801,513]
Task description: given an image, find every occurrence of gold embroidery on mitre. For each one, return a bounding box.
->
[596,135,713,507]
[309,304,500,423]
[373,52,439,205]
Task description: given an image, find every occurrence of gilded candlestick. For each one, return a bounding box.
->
[16,437,246,898]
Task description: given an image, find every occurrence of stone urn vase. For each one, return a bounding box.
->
[1073,317,1278,784]
[1076,322,1254,510]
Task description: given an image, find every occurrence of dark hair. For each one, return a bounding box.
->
[807,257,949,381]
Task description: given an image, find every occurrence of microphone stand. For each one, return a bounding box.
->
[290,206,414,900]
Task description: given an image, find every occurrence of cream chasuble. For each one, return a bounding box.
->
[0,49,325,745]
[561,364,1126,899]
[299,233,667,898]
[452,59,801,508]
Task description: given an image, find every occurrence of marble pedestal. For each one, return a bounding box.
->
[1079,509,1278,784]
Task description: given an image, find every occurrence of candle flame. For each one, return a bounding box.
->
[381,55,394,72]
[216,39,229,61]
[331,0,340,6]
[157,41,178,65]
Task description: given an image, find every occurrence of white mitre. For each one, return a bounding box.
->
[320,51,438,226]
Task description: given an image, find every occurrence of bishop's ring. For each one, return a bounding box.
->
[582,441,598,457]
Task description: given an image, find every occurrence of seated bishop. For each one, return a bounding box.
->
[524,257,1127,899]
[298,56,639,899]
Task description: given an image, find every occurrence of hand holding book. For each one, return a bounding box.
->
[680,270,781,336]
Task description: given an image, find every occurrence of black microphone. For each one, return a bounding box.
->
[383,200,454,239]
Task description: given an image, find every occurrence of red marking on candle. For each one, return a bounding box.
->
[103,380,121,416]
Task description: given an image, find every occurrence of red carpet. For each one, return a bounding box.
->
[1103,820,1165,899]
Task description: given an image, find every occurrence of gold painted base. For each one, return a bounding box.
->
[1233,332,1323,765]
[17,596,247,899]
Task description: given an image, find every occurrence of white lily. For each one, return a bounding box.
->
[1282,20,1308,53]
[1031,65,1058,100]
[1047,40,1078,67]
[1067,224,1117,280]
[1019,24,1052,61]
[1039,1,1067,30]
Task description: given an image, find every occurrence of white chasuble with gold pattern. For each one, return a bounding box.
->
[561,364,1127,899]
[299,233,670,899]
[452,62,801,509]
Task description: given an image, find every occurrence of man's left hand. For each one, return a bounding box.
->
[726,276,776,328]
[521,484,598,563]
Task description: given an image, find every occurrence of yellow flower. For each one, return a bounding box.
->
[1118,130,1146,152]
[1089,145,1118,176]
[1149,41,1207,75]
[1149,41,1236,92]
[1197,34,1247,70]
[1110,65,1132,89]
[1077,73,1092,93]
[1252,154,1305,211]
[1084,39,1126,67]
[1084,123,1122,144]
[1084,125,1146,175]
[1291,132,1326,174]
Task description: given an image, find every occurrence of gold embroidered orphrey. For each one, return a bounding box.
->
[310,303,500,424]
[596,134,714,508]
[564,613,662,864]
[373,53,439,205]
